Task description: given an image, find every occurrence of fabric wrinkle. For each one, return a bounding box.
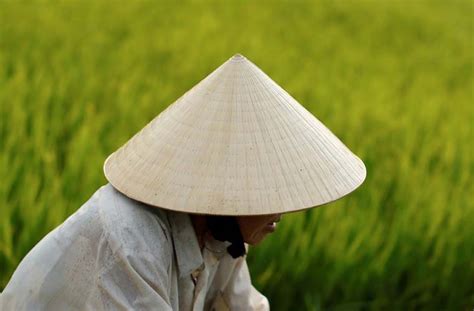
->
[0,183,269,311]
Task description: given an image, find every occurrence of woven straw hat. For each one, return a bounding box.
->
[103,54,366,216]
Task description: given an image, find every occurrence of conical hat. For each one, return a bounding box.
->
[103,54,366,216]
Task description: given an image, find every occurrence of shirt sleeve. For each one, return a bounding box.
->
[0,185,176,311]
[88,184,175,310]
[89,249,173,311]
[221,255,270,311]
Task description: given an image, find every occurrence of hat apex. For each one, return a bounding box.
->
[231,53,245,59]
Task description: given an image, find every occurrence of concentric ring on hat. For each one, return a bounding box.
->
[103,53,367,216]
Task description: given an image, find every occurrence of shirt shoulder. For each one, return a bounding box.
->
[1,184,175,311]
[96,184,173,265]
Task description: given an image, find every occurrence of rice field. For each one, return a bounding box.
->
[0,1,472,310]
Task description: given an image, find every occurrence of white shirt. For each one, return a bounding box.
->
[0,183,269,310]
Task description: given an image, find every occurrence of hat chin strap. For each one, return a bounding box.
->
[206,216,246,259]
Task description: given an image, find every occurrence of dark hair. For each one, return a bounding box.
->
[206,216,246,258]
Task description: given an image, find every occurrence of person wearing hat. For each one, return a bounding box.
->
[0,54,366,310]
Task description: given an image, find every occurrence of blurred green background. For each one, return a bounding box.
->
[0,0,472,310]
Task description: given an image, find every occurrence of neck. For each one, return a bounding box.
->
[190,215,208,249]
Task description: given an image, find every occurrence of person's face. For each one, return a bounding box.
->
[236,213,282,245]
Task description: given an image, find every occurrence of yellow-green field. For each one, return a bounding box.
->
[0,1,472,310]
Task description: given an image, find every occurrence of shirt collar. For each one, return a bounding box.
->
[166,210,229,279]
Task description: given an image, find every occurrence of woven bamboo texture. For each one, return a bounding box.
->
[103,54,366,215]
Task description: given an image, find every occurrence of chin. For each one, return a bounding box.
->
[244,235,265,246]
